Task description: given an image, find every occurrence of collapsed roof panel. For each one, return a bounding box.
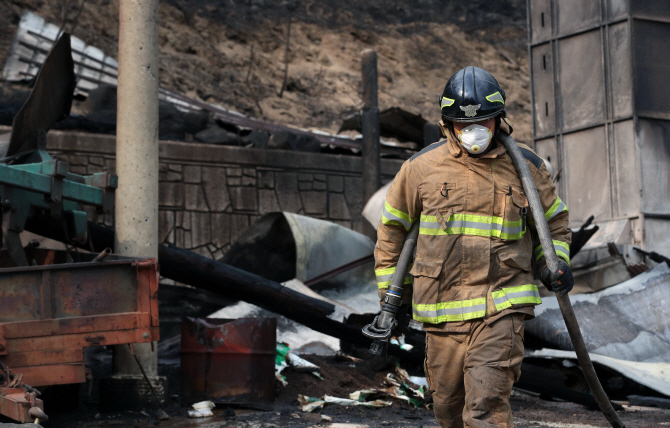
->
[3,11,119,97]
[526,263,670,363]
[527,348,670,397]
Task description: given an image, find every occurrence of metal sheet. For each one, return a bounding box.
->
[17,363,86,387]
[181,317,276,403]
[579,218,631,251]
[612,120,639,218]
[559,30,606,131]
[563,126,612,224]
[284,213,375,287]
[607,0,629,20]
[637,119,670,214]
[0,273,40,322]
[1,348,83,368]
[608,22,633,119]
[534,137,558,176]
[223,212,375,290]
[362,181,392,230]
[527,263,670,363]
[529,0,552,44]
[633,20,670,120]
[0,263,140,321]
[50,266,137,318]
[527,349,670,397]
[643,218,670,261]
[630,0,670,18]
[531,43,556,137]
[557,0,601,36]
[7,33,76,156]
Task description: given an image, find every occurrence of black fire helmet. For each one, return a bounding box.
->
[439,66,507,123]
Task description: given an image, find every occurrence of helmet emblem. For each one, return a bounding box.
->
[460,104,481,117]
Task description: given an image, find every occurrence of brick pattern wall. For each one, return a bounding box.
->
[46,131,403,260]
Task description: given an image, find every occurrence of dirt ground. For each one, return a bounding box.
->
[18,352,670,428]
[0,0,532,145]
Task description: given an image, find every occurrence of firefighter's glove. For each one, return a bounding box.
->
[540,260,574,296]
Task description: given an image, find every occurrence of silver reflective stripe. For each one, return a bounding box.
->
[414,304,487,319]
[383,205,411,230]
[376,273,394,282]
[420,219,524,235]
[420,220,441,229]
[548,200,567,220]
[493,288,541,306]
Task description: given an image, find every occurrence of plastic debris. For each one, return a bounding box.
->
[298,394,326,412]
[275,342,291,385]
[286,352,324,379]
[286,352,320,371]
[384,368,427,408]
[349,389,379,402]
[188,401,215,418]
[390,337,414,351]
[324,395,392,408]
[335,351,362,363]
[298,394,392,412]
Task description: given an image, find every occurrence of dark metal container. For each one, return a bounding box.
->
[180,317,276,403]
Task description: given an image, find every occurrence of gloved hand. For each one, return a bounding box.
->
[394,304,412,335]
[540,260,574,296]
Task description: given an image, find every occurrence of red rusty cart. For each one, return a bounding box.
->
[0,254,159,423]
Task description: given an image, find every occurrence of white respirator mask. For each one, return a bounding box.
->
[456,124,493,154]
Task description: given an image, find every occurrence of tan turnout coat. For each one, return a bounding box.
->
[375,132,571,331]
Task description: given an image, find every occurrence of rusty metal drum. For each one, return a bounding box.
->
[180,317,276,403]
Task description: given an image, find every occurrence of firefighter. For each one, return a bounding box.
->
[374,66,573,427]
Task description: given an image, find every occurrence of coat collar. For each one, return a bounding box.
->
[446,132,507,159]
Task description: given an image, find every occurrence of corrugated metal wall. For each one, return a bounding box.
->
[527,0,670,255]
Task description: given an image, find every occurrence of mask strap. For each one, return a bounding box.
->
[502,117,513,135]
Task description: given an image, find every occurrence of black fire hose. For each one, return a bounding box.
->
[499,131,626,428]
[362,221,419,355]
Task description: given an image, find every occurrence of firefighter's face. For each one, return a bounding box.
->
[452,117,495,132]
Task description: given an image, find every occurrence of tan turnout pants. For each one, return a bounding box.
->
[424,314,525,428]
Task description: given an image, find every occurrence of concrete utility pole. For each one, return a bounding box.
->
[106,0,165,406]
[361,49,381,239]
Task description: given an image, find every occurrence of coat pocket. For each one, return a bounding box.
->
[409,258,443,278]
[502,186,528,240]
[497,246,532,272]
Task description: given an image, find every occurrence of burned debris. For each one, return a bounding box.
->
[1,1,670,427]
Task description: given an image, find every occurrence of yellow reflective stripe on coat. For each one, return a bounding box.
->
[545,196,568,221]
[492,284,542,311]
[375,265,413,289]
[382,200,414,231]
[534,240,571,265]
[419,213,525,240]
[412,298,487,323]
